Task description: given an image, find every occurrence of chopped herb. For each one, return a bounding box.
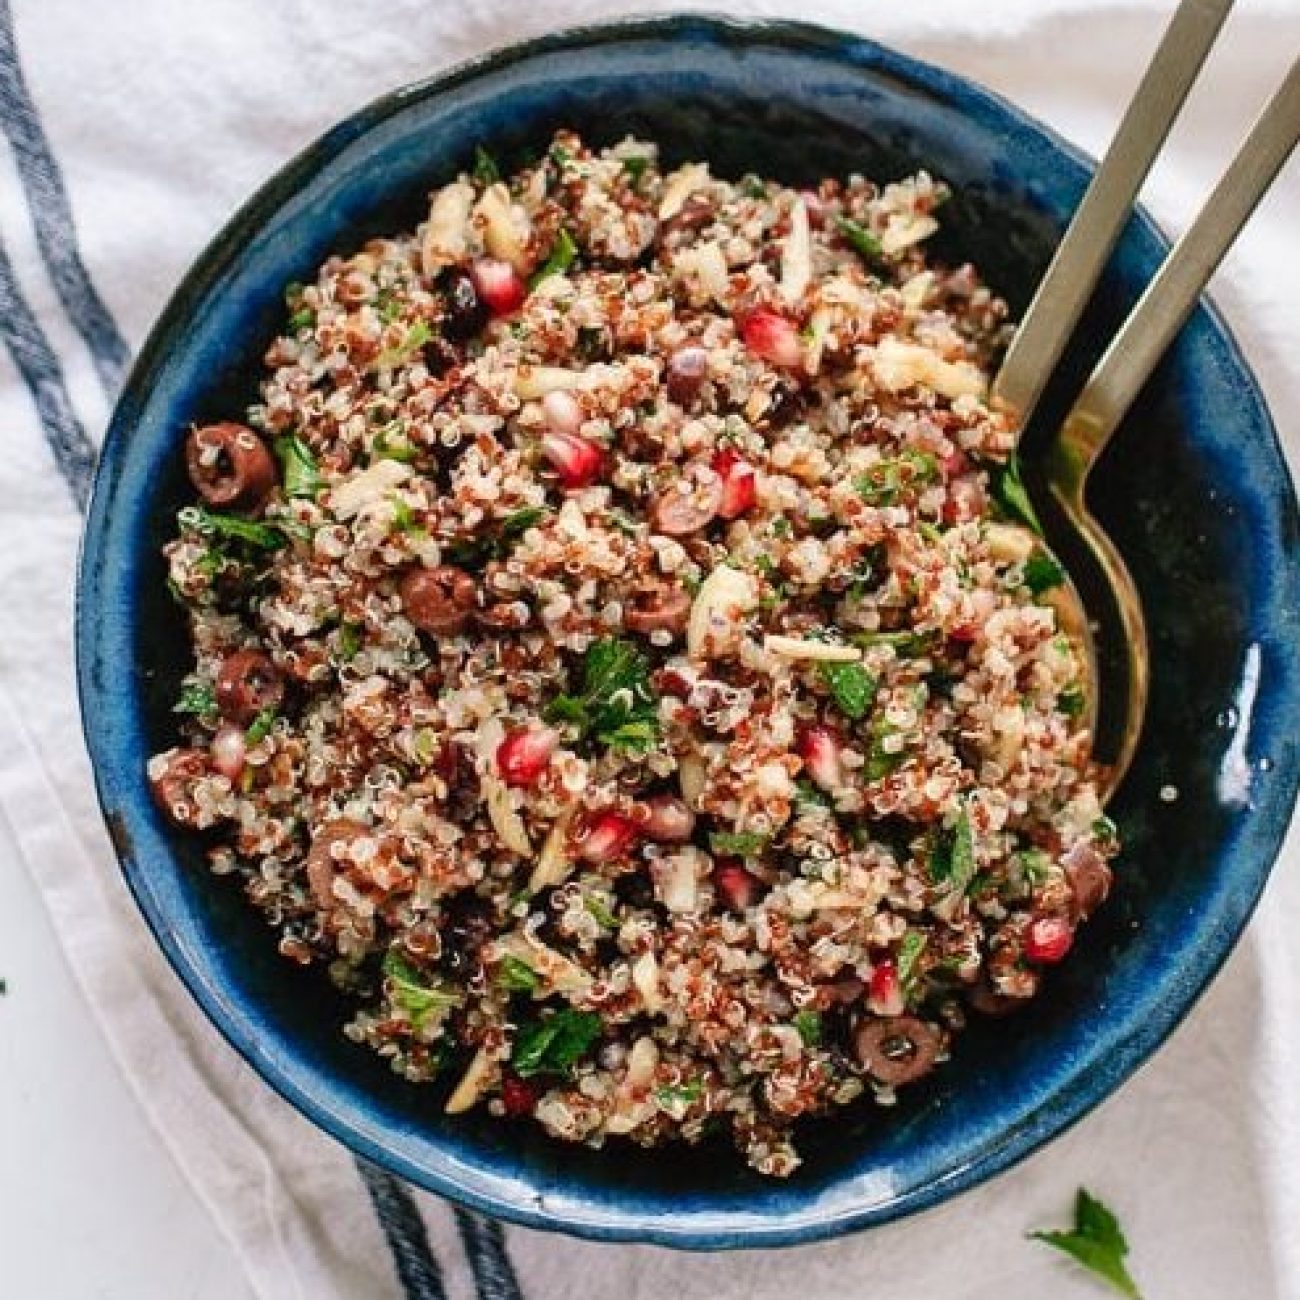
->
[792,1009,823,1047]
[794,777,833,811]
[853,629,934,657]
[989,453,1044,534]
[929,804,976,895]
[835,215,883,263]
[179,505,288,551]
[1024,550,1066,595]
[375,319,433,370]
[173,680,218,720]
[1013,847,1053,890]
[288,306,316,332]
[411,728,439,766]
[1030,1189,1143,1299]
[245,708,278,746]
[193,548,230,579]
[607,507,639,536]
[622,155,650,185]
[495,955,541,994]
[389,497,424,535]
[274,434,321,499]
[545,637,660,753]
[472,144,500,185]
[336,622,363,663]
[529,228,579,289]
[443,536,491,569]
[655,1081,703,1109]
[1092,815,1119,842]
[771,516,793,539]
[896,931,927,995]
[548,143,573,169]
[498,506,548,543]
[374,288,405,324]
[819,659,877,721]
[855,451,939,507]
[741,175,768,199]
[584,894,619,930]
[511,1007,602,1078]
[373,422,416,462]
[708,830,769,858]
[1058,685,1086,718]
[383,948,464,1028]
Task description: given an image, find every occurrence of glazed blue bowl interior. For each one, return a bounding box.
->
[77,15,1300,1247]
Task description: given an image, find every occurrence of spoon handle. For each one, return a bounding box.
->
[1057,55,1300,475]
[992,0,1235,424]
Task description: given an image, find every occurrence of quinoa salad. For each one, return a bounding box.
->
[150,132,1119,1177]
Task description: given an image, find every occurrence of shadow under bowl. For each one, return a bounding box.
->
[75,14,1300,1248]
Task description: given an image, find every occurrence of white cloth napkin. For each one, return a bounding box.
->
[2,1,1298,1297]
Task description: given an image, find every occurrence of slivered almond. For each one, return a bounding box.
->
[780,197,812,304]
[475,183,531,273]
[329,460,411,519]
[658,162,709,219]
[631,951,664,1014]
[528,807,577,893]
[421,182,474,276]
[763,635,863,663]
[444,1047,494,1115]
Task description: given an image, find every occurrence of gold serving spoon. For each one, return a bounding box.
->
[991,0,1299,802]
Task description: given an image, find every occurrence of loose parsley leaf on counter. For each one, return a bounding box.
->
[1030,1189,1143,1299]
[274,434,321,499]
[545,637,660,753]
[511,1008,602,1078]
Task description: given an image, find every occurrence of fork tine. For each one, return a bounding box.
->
[993,0,1236,425]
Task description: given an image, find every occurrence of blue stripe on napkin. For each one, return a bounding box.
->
[454,1209,526,1300]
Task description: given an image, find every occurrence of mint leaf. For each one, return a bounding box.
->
[174,680,217,720]
[1031,1189,1143,1299]
[990,453,1044,535]
[245,708,278,746]
[180,505,288,551]
[529,228,579,289]
[622,155,650,185]
[274,434,321,499]
[819,659,877,720]
[511,1008,602,1078]
[1059,685,1086,718]
[929,804,976,894]
[383,949,464,1028]
[708,830,769,858]
[1024,550,1065,595]
[495,955,541,994]
[896,930,927,995]
[792,1010,822,1047]
[835,215,883,263]
[375,320,433,371]
[545,637,660,753]
[499,506,548,543]
[584,894,619,930]
[654,1081,702,1109]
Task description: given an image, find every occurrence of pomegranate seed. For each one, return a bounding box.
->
[643,794,696,843]
[713,448,758,519]
[1025,915,1074,964]
[654,667,695,699]
[578,812,638,864]
[210,724,247,781]
[798,725,843,792]
[470,257,526,316]
[541,388,583,434]
[739,307,803,369]
[868,959,906,1016]
[541,429,603,489]
[496,726,558,787]
[500,1072,539,1118]
[713,860,761,911]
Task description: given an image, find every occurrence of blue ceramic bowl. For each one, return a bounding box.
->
[77,14,1300,1247]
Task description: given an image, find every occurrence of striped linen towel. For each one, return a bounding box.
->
[1,1,1299,1297]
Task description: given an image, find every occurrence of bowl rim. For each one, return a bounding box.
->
[76,10,1300,1248]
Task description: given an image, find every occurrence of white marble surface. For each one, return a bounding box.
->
[0,813,253,1300]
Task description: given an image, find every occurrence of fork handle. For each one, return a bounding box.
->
[992,0,1236,423]
[1058,54,1300,477]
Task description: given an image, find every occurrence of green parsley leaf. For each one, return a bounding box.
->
[383,948,464,1028]
[989,452,1044,535]
[654,1081,703,1109]
[389,497,424,535]
[173,680,218,720]
[818,659,877,721]
[771,516,793,539]
[1030,1188,1143,1299]
[855,451,939,507]
[1058,685,1086,718]
[472,144,500,185]
[544,637,660,753]
[835,215,883,263]
[529,228,579,289]
[896,931,927,995]
[929,804,976,895]
[179,506,287,551]
[511,1007,602,1078]
[584,894,619,930]
[498,506,548,543]
[794,777,833,811]
[622,155,650,185]
[495,955,541,994]
[740,176,768,199]
[245,708,278,746]
[1092,814,1119,842]
[336,622,363,663]
[549,143,573,169]
[852,629,933,656]
[1024,549,1066,595]
[708,830,769,859]
[288,306,316,332]
[274,434,321,499]
[375,319,433,371]
[373,421,416,463]
[792,1010,823,1047]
